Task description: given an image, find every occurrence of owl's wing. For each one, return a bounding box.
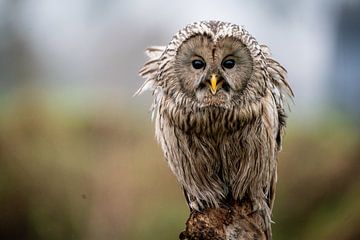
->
[260,46,293,211]
[261,45,293,99]
[261,45,294,150]
[135,46,166,96]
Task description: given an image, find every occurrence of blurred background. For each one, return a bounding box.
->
[0,0,359,239]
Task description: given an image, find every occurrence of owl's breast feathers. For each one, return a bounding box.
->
[158,90,277,137]
[154,89,279,203]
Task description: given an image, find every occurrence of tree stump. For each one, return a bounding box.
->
[179,201,270,240]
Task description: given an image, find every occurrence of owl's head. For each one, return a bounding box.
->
[172,31,253,108]
[138,21,291,112]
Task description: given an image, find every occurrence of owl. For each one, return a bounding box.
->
[136,21,293,230]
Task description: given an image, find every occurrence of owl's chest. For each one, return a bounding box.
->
[157,107,276,185]
[191,130,245,161]
[159,107,274,156]
[161,105,247,135]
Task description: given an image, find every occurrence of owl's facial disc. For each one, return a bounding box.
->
[173,35,253,108]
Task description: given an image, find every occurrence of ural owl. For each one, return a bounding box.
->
[136,21,293,228]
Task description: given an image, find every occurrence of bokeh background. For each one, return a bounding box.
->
[0,0,359,239]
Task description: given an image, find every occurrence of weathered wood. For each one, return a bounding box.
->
[179,201,269,240]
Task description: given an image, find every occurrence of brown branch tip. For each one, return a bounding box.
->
[179,201,270,240]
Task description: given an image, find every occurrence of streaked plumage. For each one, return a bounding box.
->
[136,21,293,237]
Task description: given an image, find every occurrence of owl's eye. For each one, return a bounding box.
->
[192,59,205,70]
[222,59,235,69]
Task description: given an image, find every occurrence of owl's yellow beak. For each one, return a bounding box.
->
[209,74,222,95]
